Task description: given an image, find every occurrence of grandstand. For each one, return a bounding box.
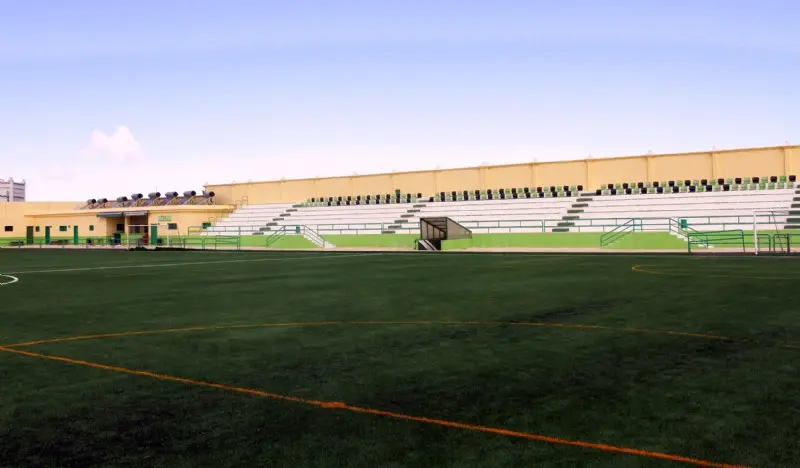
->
[3,144,800,252]
[196,175,798,251]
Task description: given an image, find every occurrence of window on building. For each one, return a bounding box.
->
[35,226,40,232]
[3,226,12,232]
[59,226,67,232]
[89,225,94,231]
[116,224,124,232]
[167,223,178,230]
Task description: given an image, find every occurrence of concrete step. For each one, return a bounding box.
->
[279,213,291,217]
[406,209,421,213]
[572,203,589,208]
[266,222,278,226]
[784,225,800,229]
[272,218,283,221]
[562,215,580,221]
[576,197,593,202]
[381,230,396,234]
[286,208,298,212]
[413,204,427,208]
[393,219,408,224]
[557,221,575,227]
[401,214,415,218]
[552,227,570,233]
[567,209,584,214]
[387,225,401,229]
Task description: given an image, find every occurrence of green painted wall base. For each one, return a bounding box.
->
[442,233,688,250]
[185,235,317,249]
[322,235,418,248]
[264,236,316,249]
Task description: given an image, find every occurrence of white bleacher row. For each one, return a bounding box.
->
[575,190,794,233]
[412,198,574,220]
[285,197,577,232]
[269,204,412,229]
[204,203,294,235]
[204,189,796,235]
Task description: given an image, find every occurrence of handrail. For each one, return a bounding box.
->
[599,218,641,247]
[265,226,287,247]
[300,225,326,248]
[686,229,745,253]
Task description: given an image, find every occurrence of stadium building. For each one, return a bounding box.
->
[1,144,799,252]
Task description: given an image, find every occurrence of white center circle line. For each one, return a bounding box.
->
[0,274,20,286]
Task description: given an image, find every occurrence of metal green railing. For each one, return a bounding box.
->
[174,236,240,250]
[687,230,746,253]
[265,227,287,247]
[599,218,642,247]
[264,225,327,248]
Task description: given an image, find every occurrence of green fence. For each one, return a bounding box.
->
[686,230,746,253]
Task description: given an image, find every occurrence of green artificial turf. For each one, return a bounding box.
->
[2,249,800,467]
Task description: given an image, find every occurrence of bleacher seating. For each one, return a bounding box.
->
[204,203,295,235]
[579,190,794,232]
[203,174,799,236]
[410,198,575,233]
[268,204,413,234]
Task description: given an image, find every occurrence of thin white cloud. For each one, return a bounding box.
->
[83,125,142,162]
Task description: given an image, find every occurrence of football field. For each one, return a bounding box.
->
[1,249,799,467]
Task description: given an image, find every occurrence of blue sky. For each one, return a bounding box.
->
[1,0,798,201]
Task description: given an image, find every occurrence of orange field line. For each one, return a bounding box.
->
[4,320,741,348]
[0,345,748,468]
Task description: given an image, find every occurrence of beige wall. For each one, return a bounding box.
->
[0,202,81,238]
[1,203,231,239]
[206,145,800,205]
[146,209,226,235]
[27,213,113,239]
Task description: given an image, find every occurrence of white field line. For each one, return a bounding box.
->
[0,250,786,277]
[4,253,383,276]
[0,274,19,286]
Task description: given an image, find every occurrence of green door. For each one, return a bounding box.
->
[73,226,79,245]
[149,224,158,246]
[25,226,34,245]
[44,226,51,244]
